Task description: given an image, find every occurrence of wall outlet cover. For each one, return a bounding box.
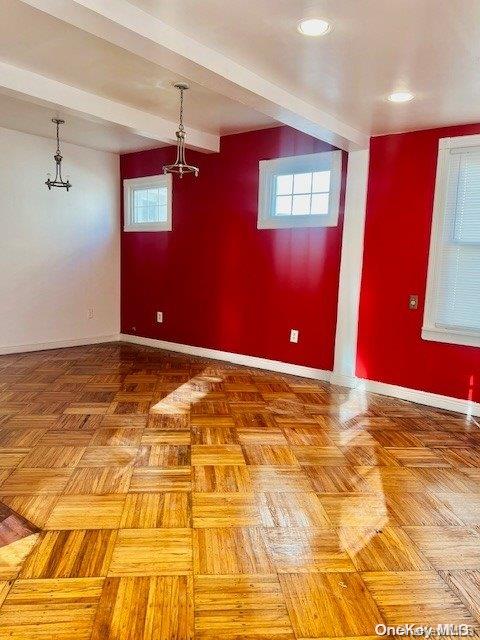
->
[408,295,419,310]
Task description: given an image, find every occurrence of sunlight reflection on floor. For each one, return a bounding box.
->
[150,368,223,415]
[326,383,388,554]
[152,367,388,560]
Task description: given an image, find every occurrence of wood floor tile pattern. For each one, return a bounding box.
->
[0,343,478,638]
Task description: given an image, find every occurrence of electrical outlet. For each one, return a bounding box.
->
[290,329,299,343]
[408,295,419,310]
[87,308,94,320]
[156,311,163,323]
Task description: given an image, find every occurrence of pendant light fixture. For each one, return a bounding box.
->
[163,83,199,178]
[45,118,72,191]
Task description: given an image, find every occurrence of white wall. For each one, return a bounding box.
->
[0,126,120,352]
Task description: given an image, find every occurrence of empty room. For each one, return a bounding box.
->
[0,1,479,638]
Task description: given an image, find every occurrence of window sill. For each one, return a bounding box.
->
[124,224,171,232]
[421,326,480,348]
[257,215,338,230]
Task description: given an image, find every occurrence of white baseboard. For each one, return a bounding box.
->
[354,377,480,418]
[120,333,480,418]
[5,331,477,418]
[330,372,357,387]
[0,334,120,356]
[119,333,332,382]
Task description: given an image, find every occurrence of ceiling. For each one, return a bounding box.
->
[1,0,480,153]
[0,0,275,136]
[131,0,480,135]
[0,92,165,153]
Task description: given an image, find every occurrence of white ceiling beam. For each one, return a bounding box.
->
[0,61,219,153]
[21,0,369,151]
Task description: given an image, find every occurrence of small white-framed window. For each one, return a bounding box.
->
[257,150,342,229]
[123,174,172,232]
[423,134,480,347]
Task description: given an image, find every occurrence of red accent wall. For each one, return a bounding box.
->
[121,126,346,370]
[357,123,480,402]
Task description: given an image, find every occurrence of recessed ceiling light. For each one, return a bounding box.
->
[297,18,332,37]
[388,91,415,103]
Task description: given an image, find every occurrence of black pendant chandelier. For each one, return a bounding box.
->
[45,118,72,191]
[163,83,199,178]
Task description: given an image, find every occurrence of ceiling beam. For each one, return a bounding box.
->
[0,61,219,153]
[21,0,369,151]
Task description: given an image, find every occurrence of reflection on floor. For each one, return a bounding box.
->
[0,503,38,549]
[0,341,478,639]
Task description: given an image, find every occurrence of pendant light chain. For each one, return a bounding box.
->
[163,83,199,178]
[55,119,61,155]
[179,86,184,132]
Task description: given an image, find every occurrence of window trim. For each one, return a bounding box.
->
[257,150,342,230]
[422,133,480,348]
[123,174,172,232]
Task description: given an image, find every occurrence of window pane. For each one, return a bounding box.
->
[453,155,480,243]
[133,206,148,223]
[292,194,311,215]
[438,246,480,329]
[132,186,169,224]
[158,187,167,206]
[133,188,149,208]
[147,188,160,204]
[276,174,293,195]
[311,193,329,215]
[157,204,168,222]
[293,172,312,194]
[146,204,158,222]
[312,171,331,193]
[275,195,292,215]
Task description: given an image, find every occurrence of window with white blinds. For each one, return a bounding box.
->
[423,135,480,347]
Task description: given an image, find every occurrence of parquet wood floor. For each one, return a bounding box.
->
[0,342,478,639]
